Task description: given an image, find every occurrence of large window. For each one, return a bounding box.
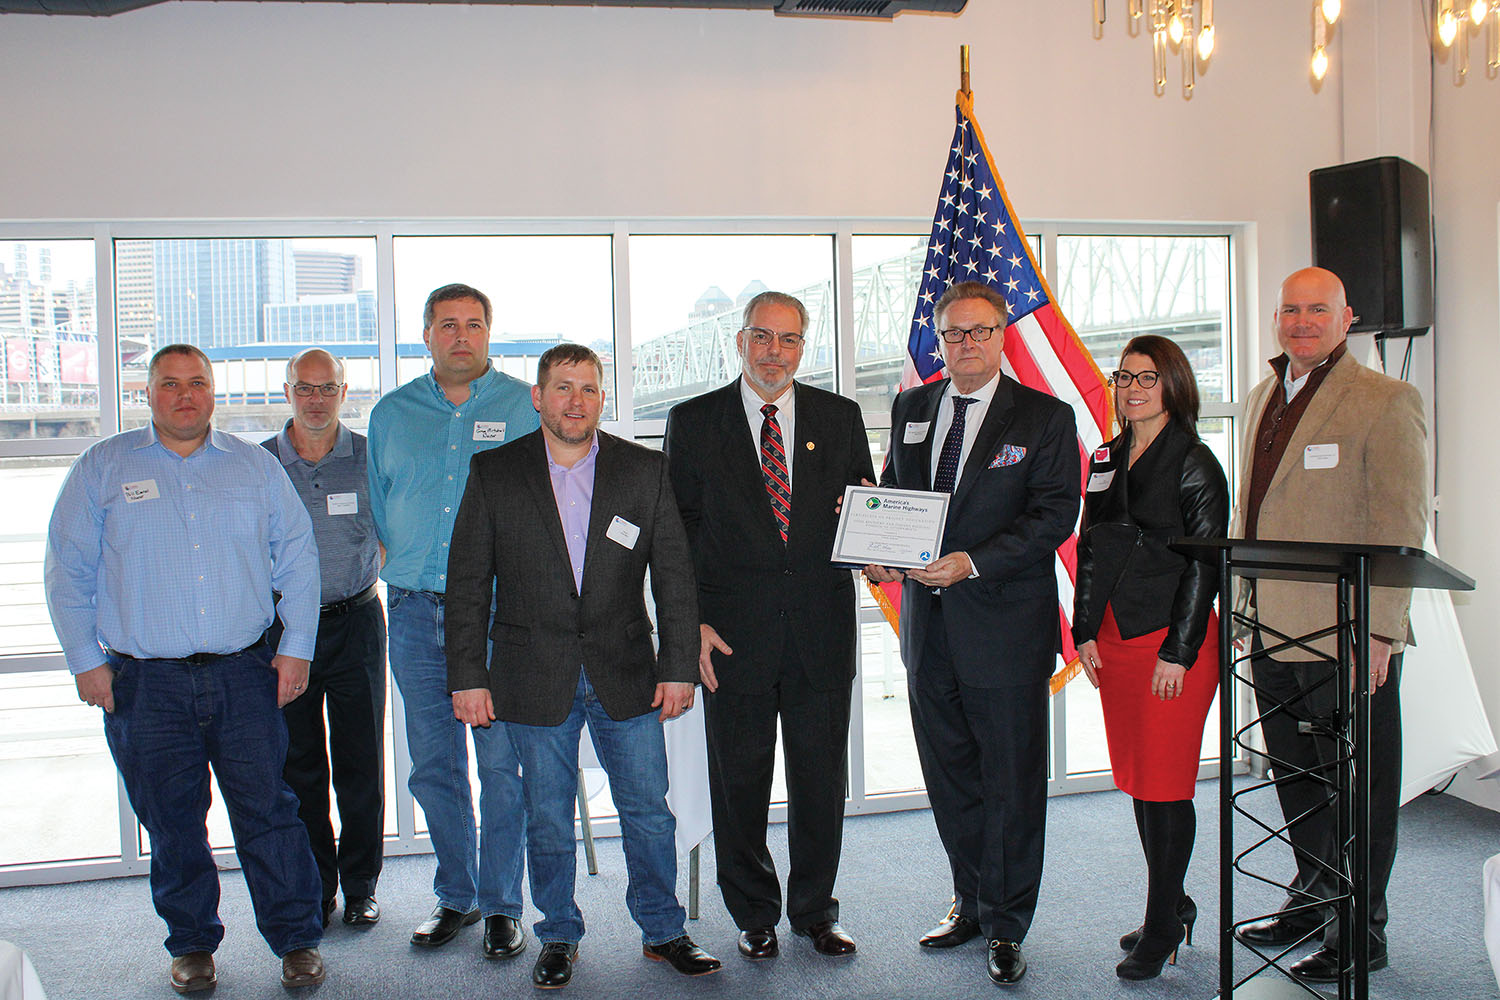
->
[114,238,380,436]
[0,219,1248,880]
[393,236,615,414]
[628,234,835,420]
[0,240,100,440]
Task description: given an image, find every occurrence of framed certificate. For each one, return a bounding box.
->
[830,486,949,570]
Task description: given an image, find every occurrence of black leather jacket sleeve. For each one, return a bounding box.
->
[1157,443,1230,667]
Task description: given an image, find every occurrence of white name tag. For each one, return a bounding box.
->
[326,492,358,516]
[122,479,159,503]
[606,515,641,550]
[1086,470,1116,492]
[472,421,506,442]
[1303,443,1339,470]
[903,421,931,444]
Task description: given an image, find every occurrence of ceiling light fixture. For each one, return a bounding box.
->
[1093,0,1213,98]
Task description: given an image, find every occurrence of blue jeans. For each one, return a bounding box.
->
[386,586,525,917]
[103,643,323,957]
[507,672,685,946]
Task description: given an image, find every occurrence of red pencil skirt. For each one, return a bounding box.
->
[1094,603,1219,802]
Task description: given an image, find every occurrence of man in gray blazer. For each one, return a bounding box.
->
[445,344,721,990]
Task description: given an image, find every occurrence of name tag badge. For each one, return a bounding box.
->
[903,421,931,444]
[1086,470,1116,493]
[326,492,358,516]
[472,421,506,442]
[1303,443,1339,470]
[606,515,641,550]
[122,479,159,503]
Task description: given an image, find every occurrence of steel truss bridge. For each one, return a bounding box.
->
[630,235,1230,418]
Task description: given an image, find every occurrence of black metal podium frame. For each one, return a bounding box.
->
[1172,538,1473,1000]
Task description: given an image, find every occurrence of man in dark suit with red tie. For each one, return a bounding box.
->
[664,291,874,962]
[866,281,1079,986]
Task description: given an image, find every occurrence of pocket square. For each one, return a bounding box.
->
[989,444,1027,468]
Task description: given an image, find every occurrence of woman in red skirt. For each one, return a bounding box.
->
[1072,335,1229,981]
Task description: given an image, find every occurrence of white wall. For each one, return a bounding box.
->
[1431,55,1500,808]
[2,1,1495,794]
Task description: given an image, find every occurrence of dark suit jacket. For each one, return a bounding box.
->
[444,429,699,726]
[1071,420,1229,667]
[880,375,1079,689]
[664,379,874,694]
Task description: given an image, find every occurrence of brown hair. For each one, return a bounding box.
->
[1117,334,1200,436]
[537,343,604,388]
[147,344,213,382]
[423,282,493,330]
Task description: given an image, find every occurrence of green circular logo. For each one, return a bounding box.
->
[865,497,881,509]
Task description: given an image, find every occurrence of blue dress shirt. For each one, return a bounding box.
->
[368,365,539,594]
[44,422,321,674]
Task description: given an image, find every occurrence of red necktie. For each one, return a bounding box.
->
[760,403,791,543]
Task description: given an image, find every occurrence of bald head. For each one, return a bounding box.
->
[1275,267,1354,377]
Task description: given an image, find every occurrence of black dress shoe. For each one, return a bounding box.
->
[1288,945,1388,983]
[483,914,527,959]
[343,895,380,926]
[986,938,1027,985]
[1232,914,1320,948]
[737,926,778,960]
[919,912,982,948]
[797,920,856,956]
[532,941,578,988]
[643,935,722,976]
[321,896,338,928]
[411,904,481,947]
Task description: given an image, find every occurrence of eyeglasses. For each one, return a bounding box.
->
[937,325,1002,344]
[1110,370,1159,388]
[742,327,806,349]
[290,382,345,397]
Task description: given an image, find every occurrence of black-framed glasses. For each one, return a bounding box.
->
[1110,370,1159,388]
[937,325,1002,344]
[742,327,806,349]
[290,382,345,397]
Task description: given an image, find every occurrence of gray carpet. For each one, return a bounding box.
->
[2,783,1495,999]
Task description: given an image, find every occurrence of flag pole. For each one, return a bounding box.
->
[959,43,971,97]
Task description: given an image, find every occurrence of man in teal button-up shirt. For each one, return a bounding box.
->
[367,283,540,957]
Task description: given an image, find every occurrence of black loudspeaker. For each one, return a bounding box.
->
[1310,156,1433,337]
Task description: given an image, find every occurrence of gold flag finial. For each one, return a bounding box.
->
[960,44,971,97]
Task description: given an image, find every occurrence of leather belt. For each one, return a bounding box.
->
[320,584,379,618]
[107,630,270,666]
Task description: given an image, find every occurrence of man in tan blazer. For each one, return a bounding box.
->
[1230,267,1428,983]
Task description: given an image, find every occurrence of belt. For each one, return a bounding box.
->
[107,630,270,666]
[320,584,379,618]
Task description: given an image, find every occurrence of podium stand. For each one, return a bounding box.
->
[1172,539,1473,1000]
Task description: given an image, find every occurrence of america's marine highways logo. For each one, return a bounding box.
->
[865,497,881,509]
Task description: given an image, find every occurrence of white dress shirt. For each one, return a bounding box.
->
[741,377,796,495]
[928,371,1000,488]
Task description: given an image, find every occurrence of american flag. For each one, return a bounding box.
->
[872,90,1113,695]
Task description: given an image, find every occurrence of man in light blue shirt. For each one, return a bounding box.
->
[367,283,540,957]
[43,344,327,993]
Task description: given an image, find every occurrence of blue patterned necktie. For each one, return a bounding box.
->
[760,403,791,543]
[933,396,976,494]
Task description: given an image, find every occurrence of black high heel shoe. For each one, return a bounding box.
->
[1119,894,1197,951]
[1116,928,1184,981]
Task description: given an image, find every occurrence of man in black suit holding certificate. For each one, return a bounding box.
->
[664,291,874,962]
[867,281,1078,986]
